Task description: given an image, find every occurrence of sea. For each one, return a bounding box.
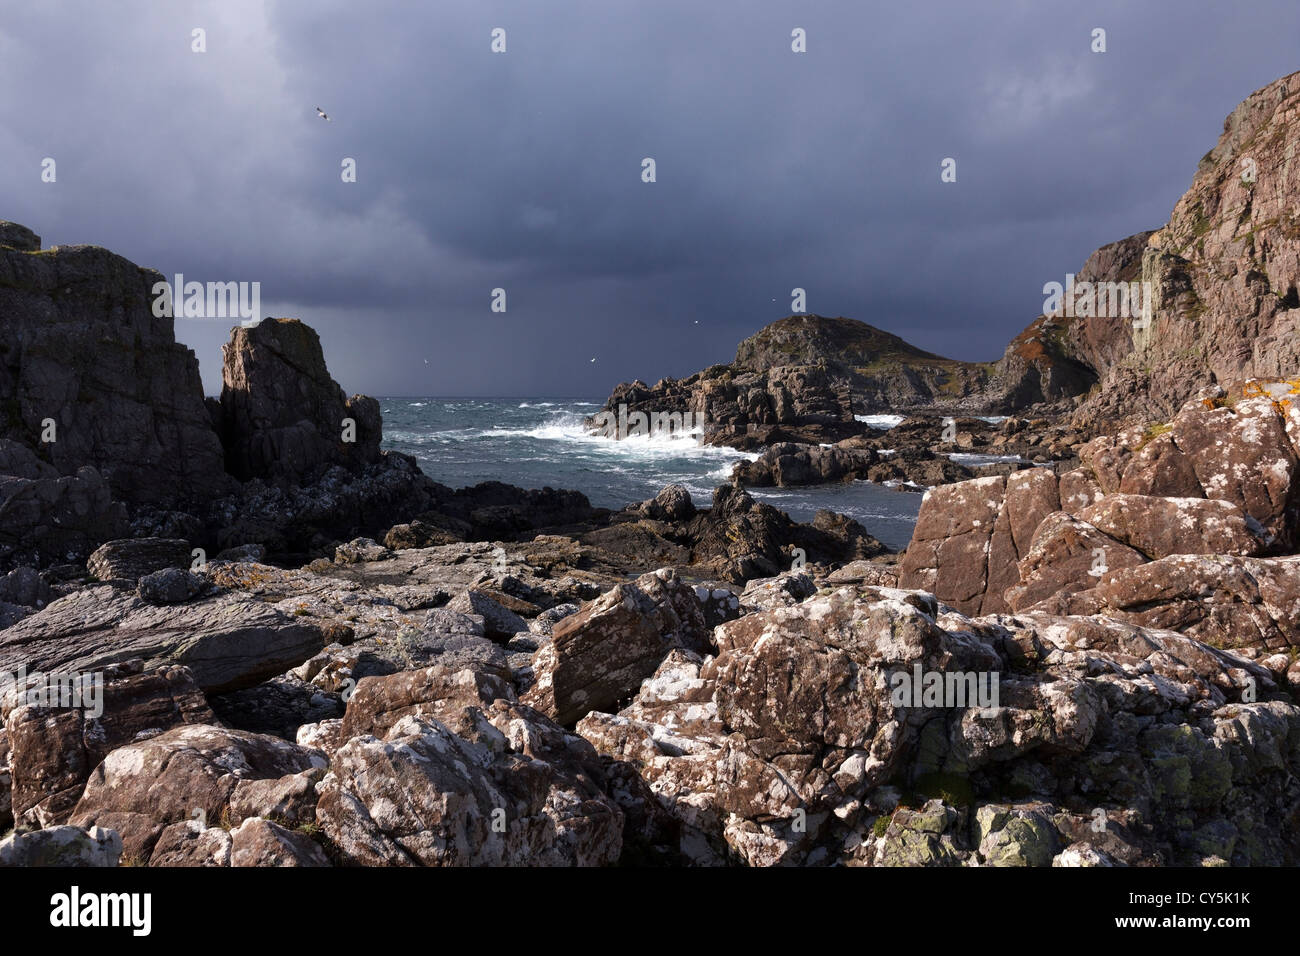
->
[380,398,926,551]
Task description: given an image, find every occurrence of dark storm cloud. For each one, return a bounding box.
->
[2,0,1298,396]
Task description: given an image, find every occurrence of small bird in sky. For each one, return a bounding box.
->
[590,357,597,363]
[423,358,429,365]
[693,319,699,324]
[316,106,331,121]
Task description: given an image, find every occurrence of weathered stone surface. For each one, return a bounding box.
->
[207,673,343,742]
[0,448,128,572]
[529,603,580,638]
[138,567,208,605]
[523,568,712,725]
[0,586,328,693]
[639,483,697,522]
[1080,554,1300,651]
[0,221,40,252]
[1167,396,1300,549]
[1,660,214,827]
[447,589,528,641]
[898,476,1007,614]
[1077,494,1266,560]
[70,723,325,861]
[88,537,192,582]
[1004,512,1147,612]
[147,821,233,867]
[1068,72,1300,434]
[876,800,963,867]
[976,803,1059,866]
[579,587,1002,865]
[0,824,122,867]
[230,817,330,867]
[316,704,623,866]
[336,665,514,744]
[904,390,1299,620]
[228,768,326,827]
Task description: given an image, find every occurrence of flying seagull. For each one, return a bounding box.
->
[590,357,597,363]
[315,106,331,121]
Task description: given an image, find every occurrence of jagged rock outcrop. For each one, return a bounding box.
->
[313,665,624,866]
[523,568,715,725]
[219,318,382,484]
[992,231,1154,408]
[0,439,128,570]
[0,227,232,507]
[0,222,458,570]
[69,723,326,862]
[901,388,1300,648]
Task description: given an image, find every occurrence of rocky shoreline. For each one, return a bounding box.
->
[2,69,1300,868]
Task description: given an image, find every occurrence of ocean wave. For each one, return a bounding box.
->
[854,414,905,429]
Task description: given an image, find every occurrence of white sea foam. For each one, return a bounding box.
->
[465,413,756,464]
[855,414,906,429]
[948,452,1025,466]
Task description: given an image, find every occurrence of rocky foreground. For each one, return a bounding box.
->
[5,374,1299,868]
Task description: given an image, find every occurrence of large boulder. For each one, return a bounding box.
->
[70,724,325,861]
[523,568,713,725]
[315,664,623,866]
[897,476,1011,614]
[229,818,331,867]
[88,537,193,582]
[1,660,214,828]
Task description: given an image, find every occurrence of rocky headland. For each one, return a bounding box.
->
[2,70,1299,868]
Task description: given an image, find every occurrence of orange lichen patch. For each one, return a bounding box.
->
[1239,377,1300,415]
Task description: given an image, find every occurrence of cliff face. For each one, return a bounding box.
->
[0,224,232,508]
[1078,71,1300,432]
[992,231,1154,408]
[997,71,1300,433]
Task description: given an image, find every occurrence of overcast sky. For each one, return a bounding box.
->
[3,1,1297,397]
